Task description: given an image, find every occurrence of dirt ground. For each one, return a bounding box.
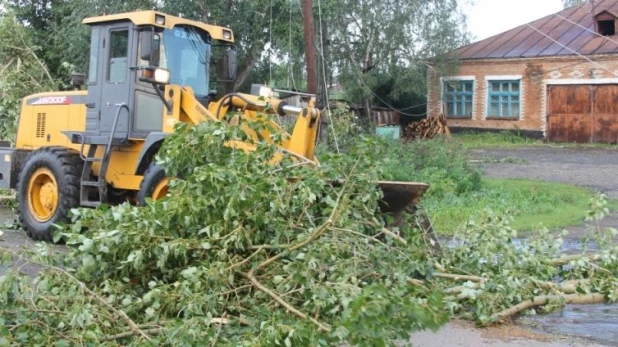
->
[2,145,618,346]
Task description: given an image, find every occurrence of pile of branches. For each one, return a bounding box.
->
[2,119,618,345]
[403,114,451,141]
[0,120,448,345]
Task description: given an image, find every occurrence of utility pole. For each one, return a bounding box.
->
[302,0,318,97]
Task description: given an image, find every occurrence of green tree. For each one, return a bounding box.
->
[323,0,469,118]
[0,11,68,140]
[563,0,589,8]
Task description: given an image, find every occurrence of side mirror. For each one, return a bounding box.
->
[222,48,237,81]
[140,31,161,65]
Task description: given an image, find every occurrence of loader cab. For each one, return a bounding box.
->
[82,11,236,141]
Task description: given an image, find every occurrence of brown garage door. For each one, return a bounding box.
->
[547,84,618,144]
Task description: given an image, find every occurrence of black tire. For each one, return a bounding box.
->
[17,147,82,242]
[136,163,168,206]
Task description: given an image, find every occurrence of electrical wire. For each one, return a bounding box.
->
[316,0,340,153]
[554,12,618,50]
[355,74,431,117]
[269,0,274,84]
[287,0,293,89]
[525,22,616,77]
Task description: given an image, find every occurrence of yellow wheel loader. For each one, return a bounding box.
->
[0,11,429,242]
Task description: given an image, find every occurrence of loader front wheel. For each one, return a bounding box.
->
[137,163,170,205]
[17,148,81,242]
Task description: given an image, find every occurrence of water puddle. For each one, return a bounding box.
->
[522,304,618,345]
[441,236,617,345]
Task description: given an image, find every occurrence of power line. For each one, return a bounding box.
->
[355,75,430,117]
[317,0,340,153]
[525,22,616,77]
[554,12,618,53]
[269,0,273,84]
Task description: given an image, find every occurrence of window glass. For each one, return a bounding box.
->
[88,27,100,84]
[487,80,521,118]
[134,92,163,132]
[108,30,129,83]
[443,80,474,118]
[161,27,212,97]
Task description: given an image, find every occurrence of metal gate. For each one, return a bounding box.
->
[547,84,618,144]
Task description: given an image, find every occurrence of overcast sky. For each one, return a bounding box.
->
[465,0,564,41]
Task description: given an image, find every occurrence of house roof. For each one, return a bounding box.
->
[455,0,618,60]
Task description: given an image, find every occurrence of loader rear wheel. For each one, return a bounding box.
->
[137,163,170,205]
[17,148,81,242]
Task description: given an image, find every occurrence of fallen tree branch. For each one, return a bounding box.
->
[446,280,584,296]
[535,280,584,295]
[237,170,355,333]
[226,246,266,271]
[103,328,163,341]
[255,166,352,271]
[4,249,151,341]
[103,318,231,341]
[243,271,331,332]
[434,272,486,282]
[381,227,407,245]
[444,283,479,295]
[552,254,603,266]
[490,293,606,323]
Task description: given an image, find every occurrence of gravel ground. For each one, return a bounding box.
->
[473,146,618,199]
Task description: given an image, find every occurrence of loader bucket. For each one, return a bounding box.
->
[377,181,429,215]
[377,181,440,253]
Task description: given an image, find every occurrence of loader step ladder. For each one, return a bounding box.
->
[75,104,130,208]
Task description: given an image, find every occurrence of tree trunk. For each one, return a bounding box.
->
[302,0,318,96]
[233,52,259,93]
[363,97,372,127]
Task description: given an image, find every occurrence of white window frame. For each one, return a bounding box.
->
[440,76,476,119]
[484,75,524,120]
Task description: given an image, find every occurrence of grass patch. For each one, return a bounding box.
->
[425,178,614,235]
[456,131,540,149]
[456,131,618,150]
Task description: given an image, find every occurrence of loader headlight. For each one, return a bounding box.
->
[155,14,166,25]
[154,68,171,85]
[222,29,233,41]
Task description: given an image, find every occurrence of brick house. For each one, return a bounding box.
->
[427,0,618,143]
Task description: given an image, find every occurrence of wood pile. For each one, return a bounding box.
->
[402,114,451,141]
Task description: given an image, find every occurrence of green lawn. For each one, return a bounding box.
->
[455,131,618,150]
[424,178,614,235]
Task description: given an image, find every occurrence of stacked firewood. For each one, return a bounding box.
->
[402,114,451,141]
